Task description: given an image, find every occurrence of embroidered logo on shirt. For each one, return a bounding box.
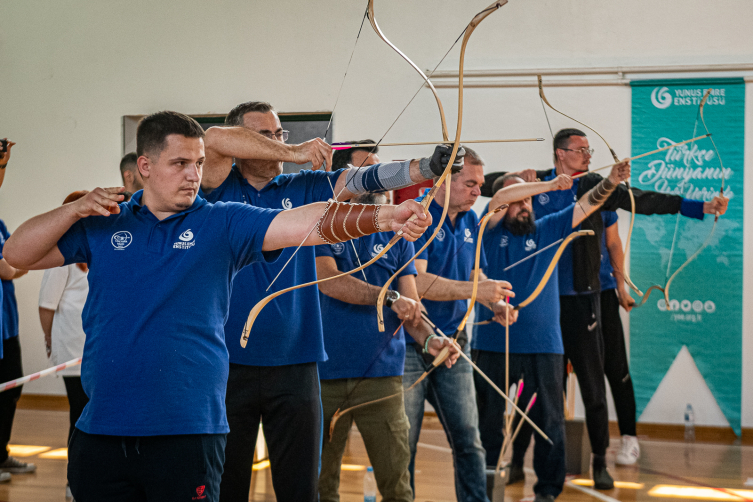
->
[192,485,207,500]
[174,229,196,249]
[525,239,537,252]
[463,228,473,244]
[538,193,550,205]
[371,243,385,258]
[436,228,446,242]
[499,235,509,248]
[331,243,345,255]
[111,231,133,250]
[282,198,293,210]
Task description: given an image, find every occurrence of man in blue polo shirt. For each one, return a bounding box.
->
[3,111,432,502]
[473,160,630,502]
[316,190,459,502]
[405,147,570,502]
[200,102,464,502]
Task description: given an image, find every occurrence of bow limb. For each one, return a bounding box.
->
[240,229,404,348]
[456,204,508,332]
[367,0,449,142]
[513,230,594,311]
[537,76,642,296]
[375,1,508,331]
[664,88,725,308]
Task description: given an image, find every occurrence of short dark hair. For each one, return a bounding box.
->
[553,128,586,162]
[332,140,379,171]
[492,173,524,194]
[136,111,205,157]
[462,146,484,166]
[226,101,276,127]
[120,152,138,176]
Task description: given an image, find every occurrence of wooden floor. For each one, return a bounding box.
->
[3,409,753,502]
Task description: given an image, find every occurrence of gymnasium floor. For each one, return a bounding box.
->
[2,408,752,502]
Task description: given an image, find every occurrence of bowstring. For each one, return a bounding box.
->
[267,4,467,293]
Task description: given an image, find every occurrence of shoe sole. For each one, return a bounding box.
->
[0,468,36,474]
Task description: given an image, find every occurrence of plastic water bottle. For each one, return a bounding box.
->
[364,466,377,502]
[684,404,695,442]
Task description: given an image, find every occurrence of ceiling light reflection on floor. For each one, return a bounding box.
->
[571,478,644,489]
[39,448,68,459]
[7,445,50,457]
[648,484,753,500]
[341,464,366,471]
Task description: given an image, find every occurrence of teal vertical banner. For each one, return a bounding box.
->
[630,79,744,435]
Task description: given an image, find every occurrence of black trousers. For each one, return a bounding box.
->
[63,376,89,443]
[68,428,226,502]
[221,362,321,502]
[0,336,23,463]
[473,351,566,499]
[560,293,609,458]
[600,289,637,436]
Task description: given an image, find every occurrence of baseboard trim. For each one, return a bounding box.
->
[609,421,751,445]
[17,394,69,412]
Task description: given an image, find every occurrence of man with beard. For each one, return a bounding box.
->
[200,101,464,502]
[472,158,630,502]
[405,148,573,501]
[480,128,728,489]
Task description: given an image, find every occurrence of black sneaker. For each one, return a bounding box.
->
[507,463,525,485]
[534,494,555,502]
[0,456,36,473]
[592,465,614,490]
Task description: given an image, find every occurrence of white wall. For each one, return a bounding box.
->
[0,0,751,427]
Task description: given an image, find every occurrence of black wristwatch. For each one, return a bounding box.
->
[384,290,400,308]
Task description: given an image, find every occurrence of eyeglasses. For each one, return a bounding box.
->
[259,130,289,142]
[559,147,594,156]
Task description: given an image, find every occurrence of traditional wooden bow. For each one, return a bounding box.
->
[241,1,511,347]
[374,0,509,332]
[662,88,726,309]
[470,230,595,325]
[537,75,642,296]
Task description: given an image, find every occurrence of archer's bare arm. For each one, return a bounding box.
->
[263,200,431,251]
[572,161,631,227]
[415,259,513,303]
[202,126,333,192]
[487,175,573,229]
[604,221,635,312]
[5,188,125,270]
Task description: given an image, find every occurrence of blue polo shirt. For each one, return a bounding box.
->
[56,191,281,436]
[202,166,340,366]
[472,205,577,354]
[0,221,17,343]
[532,171,582,296]
[0,236,4,360]
[315,233,417,379]
[599,211,618,291]
[414,197,487,339]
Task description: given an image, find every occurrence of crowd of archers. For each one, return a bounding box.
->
[0,97,727,502]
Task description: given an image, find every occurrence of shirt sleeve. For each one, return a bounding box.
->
[680,199,705,220]
[398,240,418,277]
[223,202,283,269]
[537,204,578,240]
[56,220,92,265]
[309,170,341,203]
[314,243,335,258]
[38,267,70,310]
[602,210,618,228]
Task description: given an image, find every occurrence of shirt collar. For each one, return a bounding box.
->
[128,189,207,217]
[231,164,286,191]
